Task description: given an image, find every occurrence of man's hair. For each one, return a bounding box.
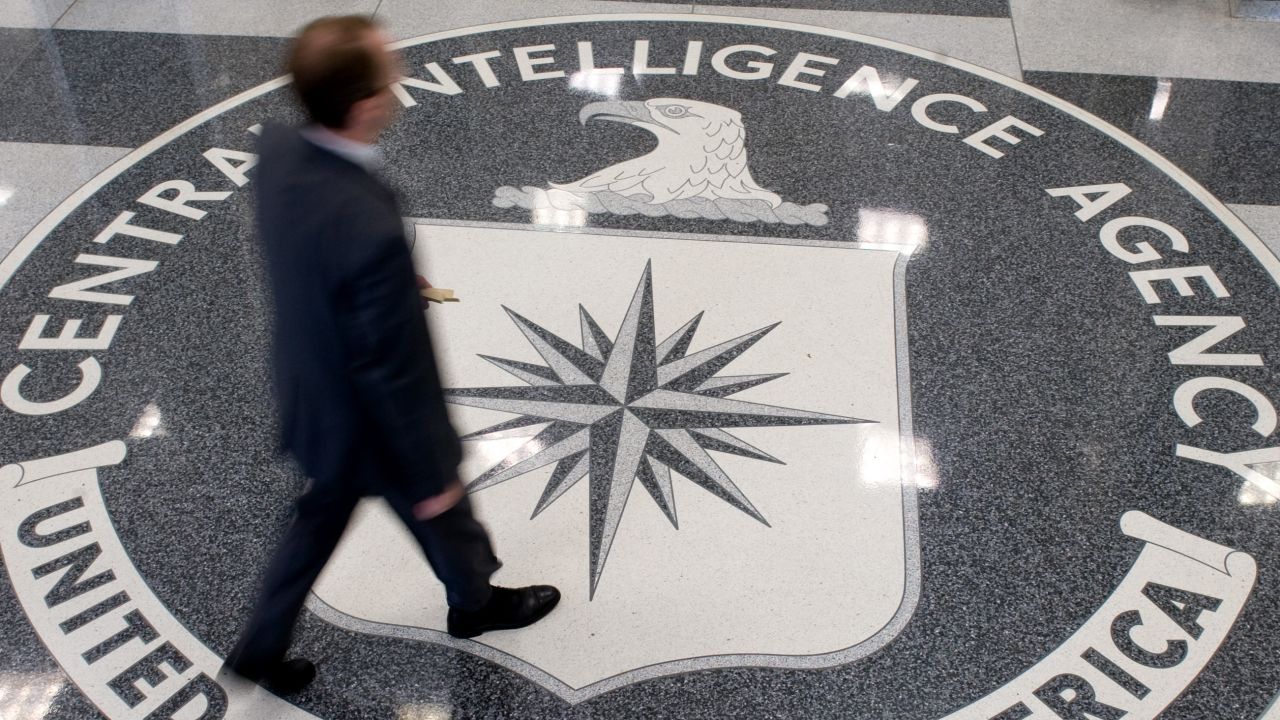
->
[287,15,384,129]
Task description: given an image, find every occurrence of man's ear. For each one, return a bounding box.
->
[345,96,374,130]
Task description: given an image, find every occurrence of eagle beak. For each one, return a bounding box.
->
[579,100,653,127]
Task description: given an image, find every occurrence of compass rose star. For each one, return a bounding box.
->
[445,262,870,597]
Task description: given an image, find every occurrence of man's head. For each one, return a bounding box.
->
[287,15,399,142]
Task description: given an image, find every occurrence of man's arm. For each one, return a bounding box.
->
[334,211,462,503]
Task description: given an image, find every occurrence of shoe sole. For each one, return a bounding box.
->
[448,595,561,639]
[224,662,316,695]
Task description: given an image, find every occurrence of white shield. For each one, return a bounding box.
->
[310,222,924,702]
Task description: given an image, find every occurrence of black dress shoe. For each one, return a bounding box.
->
[447,585,561,639]
[227,658,316,695]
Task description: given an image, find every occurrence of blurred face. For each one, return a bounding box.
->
[350,30,400,140]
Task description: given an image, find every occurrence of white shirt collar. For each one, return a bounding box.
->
[299,125,383,172]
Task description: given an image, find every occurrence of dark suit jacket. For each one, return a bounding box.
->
[255,123,460,501]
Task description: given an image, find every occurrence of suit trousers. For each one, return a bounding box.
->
[228,467,500,676]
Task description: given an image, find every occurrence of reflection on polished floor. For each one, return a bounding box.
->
[2,1,1280,719]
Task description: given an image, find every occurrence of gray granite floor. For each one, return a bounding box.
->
[1024,71,1280,206]
[0,29,290,146]
[1,2,1279,720]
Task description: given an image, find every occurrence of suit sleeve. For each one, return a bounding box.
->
[332,205,462,501]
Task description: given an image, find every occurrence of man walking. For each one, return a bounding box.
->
[226,15,559,694]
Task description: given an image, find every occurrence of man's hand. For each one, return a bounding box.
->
[415,274,432,309]
[413,480,465,520]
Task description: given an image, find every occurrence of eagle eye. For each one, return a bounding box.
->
[658,105,690,118]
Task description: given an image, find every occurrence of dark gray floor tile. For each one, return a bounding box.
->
[0,27,45,86]
[0,29,289,146]
[1025,71,1280,206]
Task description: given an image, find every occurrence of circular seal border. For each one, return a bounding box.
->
[2,12,1277,718]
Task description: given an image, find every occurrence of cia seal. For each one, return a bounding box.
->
[1,14,1277,720]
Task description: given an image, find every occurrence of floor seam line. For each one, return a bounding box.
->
[51,0,79,29]
[1007,1,1027,82]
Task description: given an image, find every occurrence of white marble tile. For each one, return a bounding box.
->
[0,142,131,262]
[375,0,694,41]
[1230,204,1280,260]
[54,0,379,37]
[1011,0,1280,83]
[690,5,1022,80]
[0,0,73,28]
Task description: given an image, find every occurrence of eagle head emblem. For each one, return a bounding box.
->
[493,97,828,226]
